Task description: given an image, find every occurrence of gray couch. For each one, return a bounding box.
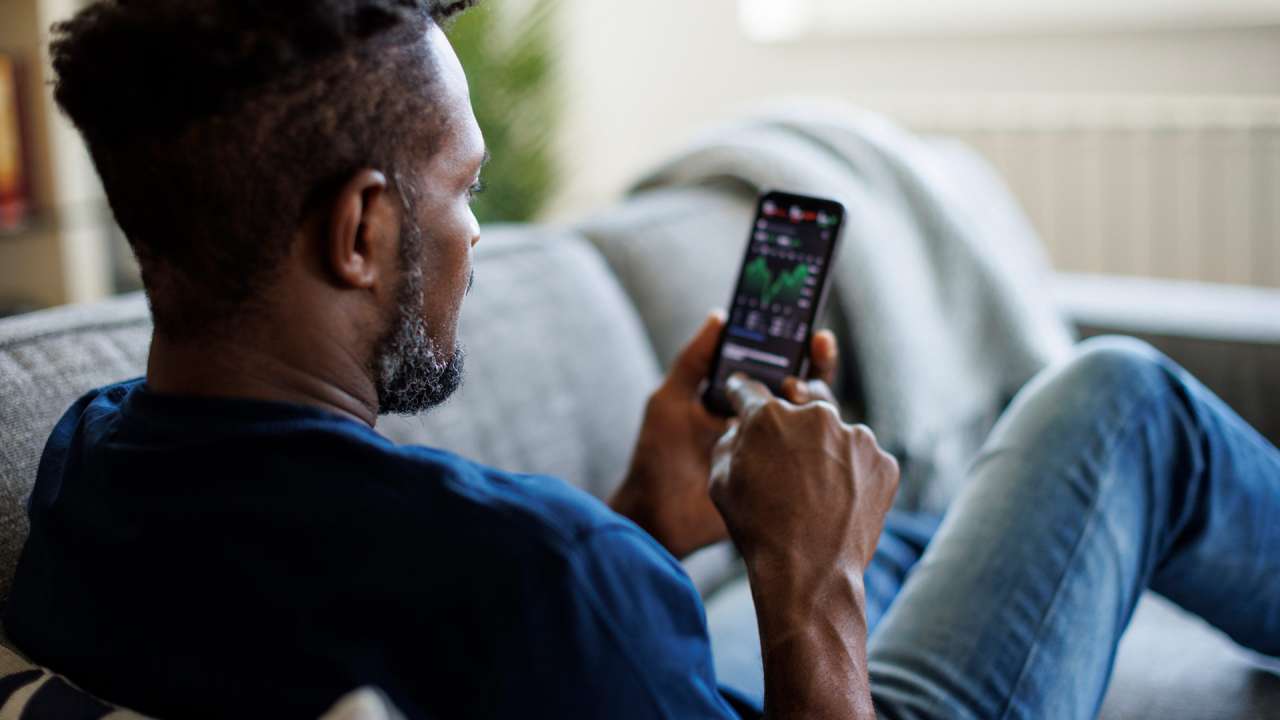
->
[1,183,1278,718]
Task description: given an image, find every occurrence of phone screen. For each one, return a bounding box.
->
[703,191,844,416]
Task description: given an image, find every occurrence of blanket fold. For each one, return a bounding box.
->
[632,102,1073,511]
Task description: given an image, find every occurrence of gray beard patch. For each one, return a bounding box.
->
[373,302,464,416]
[372,227,465,416]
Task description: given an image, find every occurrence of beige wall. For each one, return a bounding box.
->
[0,0,65,308]
[0,0,107,309]
[547,0,1280,221]
[3,1,1278,307]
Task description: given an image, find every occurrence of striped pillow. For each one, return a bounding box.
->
[0,644,147,719]
[0,643,403,720]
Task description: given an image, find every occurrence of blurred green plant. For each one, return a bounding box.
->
[447,0,559,224]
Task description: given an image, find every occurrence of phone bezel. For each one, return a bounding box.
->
[701,190,846,416]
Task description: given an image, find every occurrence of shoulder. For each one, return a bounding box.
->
[34,379,140,493]
[50,378,139,437]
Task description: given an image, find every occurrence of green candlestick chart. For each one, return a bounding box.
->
[742,256,809,305]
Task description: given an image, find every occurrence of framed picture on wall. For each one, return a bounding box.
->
[0,53,29,233]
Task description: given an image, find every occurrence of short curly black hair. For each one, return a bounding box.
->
[51,0,477,337]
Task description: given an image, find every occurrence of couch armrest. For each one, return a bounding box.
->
[1053,273,1280,448]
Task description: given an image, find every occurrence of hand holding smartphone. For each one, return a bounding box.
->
[702,191,844,416]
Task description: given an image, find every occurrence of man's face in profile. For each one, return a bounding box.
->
[371,24,485,416]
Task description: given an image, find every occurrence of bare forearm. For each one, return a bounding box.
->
[748,559,876,720]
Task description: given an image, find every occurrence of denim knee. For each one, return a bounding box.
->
[1056,335,1172,402]
[985,335,1174,460]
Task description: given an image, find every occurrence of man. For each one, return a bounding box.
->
[6,1,1278,719]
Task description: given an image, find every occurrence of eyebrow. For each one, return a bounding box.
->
[479,149,491,170]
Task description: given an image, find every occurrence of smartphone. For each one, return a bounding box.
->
[702,191,845,417]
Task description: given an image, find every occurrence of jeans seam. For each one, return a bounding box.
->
[994,378,1164,720]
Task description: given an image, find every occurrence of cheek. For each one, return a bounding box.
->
[420,208,476,320]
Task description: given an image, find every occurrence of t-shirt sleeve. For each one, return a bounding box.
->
[502,524,741,719]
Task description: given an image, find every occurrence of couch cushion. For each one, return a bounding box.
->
[1100,594,1280,720]
[577,183,757,373]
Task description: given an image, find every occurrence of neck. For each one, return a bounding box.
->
[146,327,380,427]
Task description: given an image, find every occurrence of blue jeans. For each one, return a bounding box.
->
[708,336,1280,718]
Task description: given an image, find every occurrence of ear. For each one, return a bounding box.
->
[326,169,398,290]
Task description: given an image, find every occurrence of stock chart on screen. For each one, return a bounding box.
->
[713,196,840,392]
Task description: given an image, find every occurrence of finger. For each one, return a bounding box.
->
[711,422,737,458]
[803,379,839,407]
[783,376,839,407]
[781,376,810,404]
[667,310,726,392]
[725,372,772,418]
[713,421,739,454]
[807,329,838,387]
[694,401,733,436]
[710,423,740,485]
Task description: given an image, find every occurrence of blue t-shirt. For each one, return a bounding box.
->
[4,380,746,719]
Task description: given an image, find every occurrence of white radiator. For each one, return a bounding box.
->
[878,95,1280,289]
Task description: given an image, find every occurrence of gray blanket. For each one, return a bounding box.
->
[631,102,1074,512]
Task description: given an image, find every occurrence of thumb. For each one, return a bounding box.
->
[667,310,726,392]
[807,329,838,387]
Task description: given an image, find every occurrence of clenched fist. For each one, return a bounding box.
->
[710,373,899,584]
[610,312,845,559]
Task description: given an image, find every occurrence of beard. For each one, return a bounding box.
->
[370,220,466,416]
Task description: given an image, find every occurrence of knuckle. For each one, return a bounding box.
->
[881,448,900,474]
[796,402,823,420]
[800,402,842,432]
[883,453,901,484]
[816,400,842,423]
[877,450,901,491]
[851,423,878,446]
[758,399,789,425]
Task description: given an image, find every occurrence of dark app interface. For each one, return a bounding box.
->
[712,197,840,398]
